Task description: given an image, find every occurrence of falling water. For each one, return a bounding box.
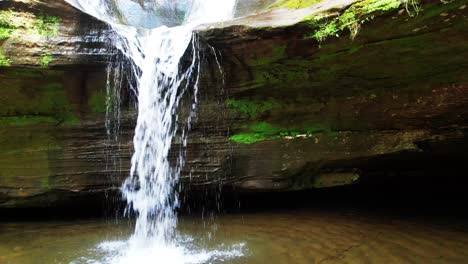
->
[64,0,240,263]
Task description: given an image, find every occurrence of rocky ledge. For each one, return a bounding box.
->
[0,0,467,207]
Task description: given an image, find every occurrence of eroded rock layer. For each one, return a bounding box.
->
[1,0,467,207]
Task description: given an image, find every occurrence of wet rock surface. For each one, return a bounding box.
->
[1,0,468,207]
[0,0,110,67]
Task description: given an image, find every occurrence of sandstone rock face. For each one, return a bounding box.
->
[0,67,128,207]
[191,0,468,191]
[1,0,468,207]
[0,0,120,207]
[0,0,110,67]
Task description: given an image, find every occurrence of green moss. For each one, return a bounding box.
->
[61,115,80,126]
[0,10,20,40]
[229,0,467,142]
[272,0,324,9]
[252,62,310,84]
[89,90,107,113]
[3,68,44,78]
[1,10,61,44]
[39,53,53,68]
[230,122,332,144]
[249,45,287,66]
[39,83,80,125]
[0,27,15,40]
[304,0,403,42]
[230,133,271,144]
[305,17,341,42]
[0,47,10,66]
[358,0,403,13]
[0,126,65,197]
[251,122,281,135]
[0,116,56,127]
[35,15,61,37]
[226,99,280,119]
[0,78,81,126]
[0,127,62,155]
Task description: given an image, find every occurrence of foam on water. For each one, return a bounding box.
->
[89,239,246,264]
[64,0,240,262]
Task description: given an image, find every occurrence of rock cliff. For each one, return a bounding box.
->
[1,0,467,207]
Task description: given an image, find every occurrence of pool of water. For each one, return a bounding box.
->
[1,209,468,263]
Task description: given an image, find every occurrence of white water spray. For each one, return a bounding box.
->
[65,0,238,263]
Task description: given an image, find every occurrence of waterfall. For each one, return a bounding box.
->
[64,0,241,263]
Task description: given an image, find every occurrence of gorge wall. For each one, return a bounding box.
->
[0,0,467,208]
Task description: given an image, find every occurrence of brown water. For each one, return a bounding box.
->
[1,210,468,264]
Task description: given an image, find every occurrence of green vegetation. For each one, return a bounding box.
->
[230,122,280,144]
[230,133,270,144]
[1,10,61,40]
[0,27,14,40]
[2,68,45,77]
[61,115,80,126]
[1,11,61,67]
[0,78,81,126]
[0,47,10,66]
[0,26,15,40]
[272,0,324,9]
[40,83,80,126]
[89,90,107,113]
[230,122,331,144]
[39,53,53,68]
[35,15,61,37]
[249,45,287,66]
[0,116,56,127]
[0,10,20,40]
[303,0,406,42]
[226,99,280,119]
[257,65,309,83]
[247,0,467,94]
[230,0,467,145]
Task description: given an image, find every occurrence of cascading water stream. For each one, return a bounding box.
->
[64,0,240,263]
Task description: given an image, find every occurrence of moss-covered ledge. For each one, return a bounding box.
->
[197,0,468,141]
[0,66,130,208]
[0,0,118,208]
[185,0,468,192]
[0,0,110,68]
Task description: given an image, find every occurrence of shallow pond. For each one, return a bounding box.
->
[1,209,468,263]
